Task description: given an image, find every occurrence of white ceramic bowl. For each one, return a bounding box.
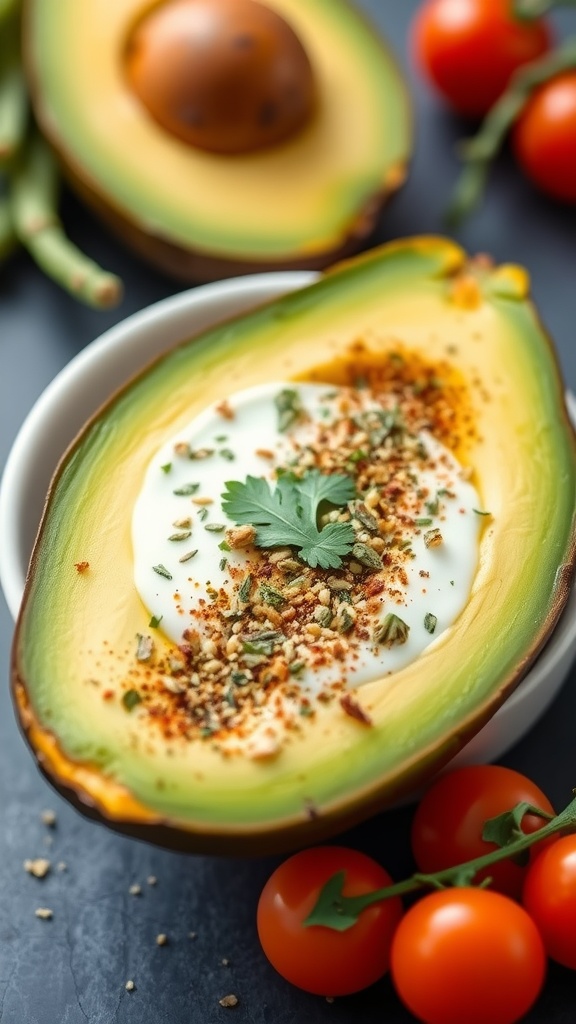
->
[1,272,575,771]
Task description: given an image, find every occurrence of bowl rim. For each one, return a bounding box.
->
[1,270,574,731]
[0,270,317,621]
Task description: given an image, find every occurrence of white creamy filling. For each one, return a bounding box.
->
[132,382,482,695]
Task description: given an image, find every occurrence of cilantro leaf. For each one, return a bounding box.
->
[221,471,356,569]
[297,469,356,518]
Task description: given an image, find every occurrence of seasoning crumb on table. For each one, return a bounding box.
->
[156,933,168,946]
[35,907,53,920]
[125,980,135,992]
[129,883,142,896]
[219,994,238,1008]
[40,809,57,827]
[147,874,157,886]
[24,857,51,878]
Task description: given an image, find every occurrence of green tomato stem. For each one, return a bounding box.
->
[0,190,16,260]
[10,129,123,308]
[304,794,576,932]
[0,0,19,26]
[0,1,27,165]
[446,37,576,227]
[514,0,576,17]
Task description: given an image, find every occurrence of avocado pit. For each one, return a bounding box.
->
[124,0,317,154]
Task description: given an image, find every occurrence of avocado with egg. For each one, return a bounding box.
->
[23,0,412,280]
[12,236,576,854]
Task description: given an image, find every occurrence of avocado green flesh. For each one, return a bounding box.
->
[26,0,411,259]
[14,239,576,832]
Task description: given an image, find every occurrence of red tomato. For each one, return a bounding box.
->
[411,764,555,898]
[256,845,403,995]
[512,71,576,202]
[390,887,547,1024]
[411,0,552,118]
[523,834,576,969]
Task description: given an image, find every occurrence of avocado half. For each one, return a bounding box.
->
[23,0,412,281]
[12,237,576,854]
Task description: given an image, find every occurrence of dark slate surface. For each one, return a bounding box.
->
[1,2,576,1021]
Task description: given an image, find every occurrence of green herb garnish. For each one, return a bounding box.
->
[122,689,142,712]
[149,614,163,628]
[372,612,410,647]
[152,564,173,580]
[221,470,356,570]
[351,542,382,570]
[424,612,437,635]
[173,483,199,496]
[161,463,172,474]
[274,388,304,432]
[238,574,253,603]
[242,638,276,657]
[258,583,286,609]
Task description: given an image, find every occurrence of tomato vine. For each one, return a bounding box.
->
[304,792,576,930]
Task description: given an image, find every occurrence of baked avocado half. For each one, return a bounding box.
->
[23,0,412,280]
[12,236,576,855]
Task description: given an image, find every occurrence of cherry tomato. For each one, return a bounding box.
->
[390,887,547,1024]
[256,845,403,996]
[411,764,555,898]
[512,71,576,202]
[522,834,576,969]
[411,0,552,118]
